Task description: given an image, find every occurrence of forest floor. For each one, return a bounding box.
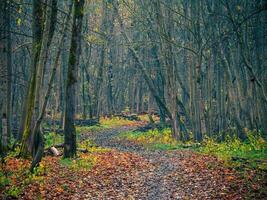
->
[1,118,266,199]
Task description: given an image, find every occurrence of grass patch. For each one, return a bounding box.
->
[119,127,267,170]
[60,154,97,171]
[4,186,22,198]
[44,132,63,148]
[118,128,200,150]
[44,115,144,147]
[151,143,183,150]
[76,124,109,134]
[118,128,183,149]
[45,124,110,147]
[78,139,110,153]
[200,131,267,170]
[100,116,138,127]
[199,134,267,170]
[0,171,11,190]
[151,143,200,150]
[138,114,159,123]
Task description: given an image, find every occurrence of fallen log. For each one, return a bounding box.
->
[50,146,60,156]
[44,144,89,156]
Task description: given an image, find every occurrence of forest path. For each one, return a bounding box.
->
[13,124,253,199]
[79,125,242,200]
[85,125,180,199]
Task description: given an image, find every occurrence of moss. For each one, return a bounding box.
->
[20,37,42,157]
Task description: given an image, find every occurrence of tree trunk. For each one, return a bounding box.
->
[0,0,12,150]
[20,0,43,157]
[63,0,85,158]
[30,2,73,171]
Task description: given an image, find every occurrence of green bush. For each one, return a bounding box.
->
[0,172,11,190]
[200,130,267,169]
[4,186,21,198]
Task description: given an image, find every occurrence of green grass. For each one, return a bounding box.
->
[44,132,63,148]
[99,116,138,127]
[4,186,22,198]
[118,128,202,150]
[151,143,183,150]
[76,124,109,134]
[44,124,110,147]
[0,171,11,190]
[200,132,267,170]
[118,128,180,147]
[60,154,97,171]
[118,127,267,170]
[44,115,143,147]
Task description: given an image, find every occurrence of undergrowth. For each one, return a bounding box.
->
[60,154,97,171]
[76,124,109,134]
[118,128,182,149]
[99,116,138,127]
[0,156,46,199]
[119,128,267,170]
[78,139,110,153]
[200,130,267,170]
[138,114,159,123]
[44,132,64,148]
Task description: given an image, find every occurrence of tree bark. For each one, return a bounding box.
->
[20,0,43,157]
[0,0,12,150]
[63,0,85,158]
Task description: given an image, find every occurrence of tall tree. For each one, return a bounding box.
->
[20,0,43,156]
[63,0,85,158]
[0,0,12,152]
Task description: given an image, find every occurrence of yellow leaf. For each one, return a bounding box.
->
[16,18,22,26]
[236,5,242,11]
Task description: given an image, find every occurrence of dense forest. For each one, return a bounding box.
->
[0,0,267,199]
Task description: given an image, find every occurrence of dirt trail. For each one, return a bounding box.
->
[83,125,180,199]
[14,124,262,199]
[81,125,246,200]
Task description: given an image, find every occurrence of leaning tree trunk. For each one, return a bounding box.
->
[63,0,85,158]
[34,0,57,119]
[20,0,43,157]
[30,1,72,172]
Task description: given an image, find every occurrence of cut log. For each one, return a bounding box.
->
[50,146,60,156]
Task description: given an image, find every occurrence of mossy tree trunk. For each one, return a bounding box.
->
[20,0,43,157]
[34,0,57,119]
[63,0,85,158]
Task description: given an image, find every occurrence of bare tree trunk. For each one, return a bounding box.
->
[0,0,12,150]
[34,0,57,118]
[30,1,72,171]
[63,0,85,158]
